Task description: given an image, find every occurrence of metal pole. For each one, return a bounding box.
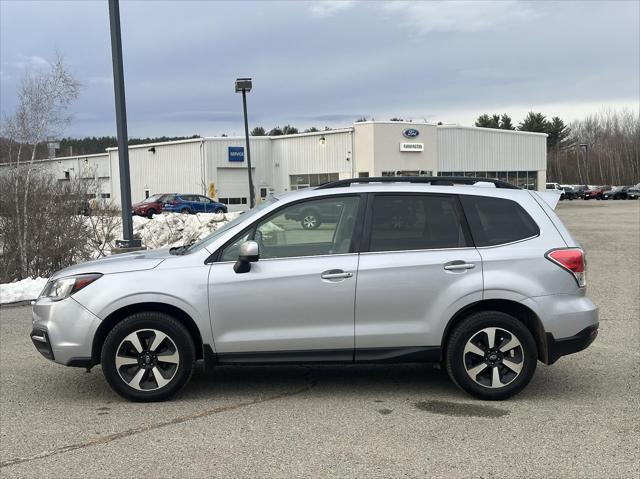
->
[108,0,138,247]
[241,89,255,208]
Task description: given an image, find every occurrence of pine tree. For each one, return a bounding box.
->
[304,127,319,133]
[250,126,266,136]
[475,114,500,129]
[547,116,570,148]
[281,125,299,135]
[518,112,548,133]
[268,126,283,136]
[499,114,515,130]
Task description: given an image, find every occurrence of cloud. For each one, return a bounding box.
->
[382,0,539,35]
[15,54,50,70]
[309,1,356,18]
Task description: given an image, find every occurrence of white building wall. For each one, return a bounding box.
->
[437,126,547,172]
[109,139,205,205]
[271,129,353,191]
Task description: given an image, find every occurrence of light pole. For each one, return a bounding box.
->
[235,78,255,208]
[108,0,140,248]
[579,143,589,185]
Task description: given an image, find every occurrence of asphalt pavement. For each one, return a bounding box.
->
[1,200,638,478]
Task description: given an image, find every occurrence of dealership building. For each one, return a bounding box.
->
[9,121,548,211]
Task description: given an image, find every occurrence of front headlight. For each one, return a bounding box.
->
[40,273,102,301]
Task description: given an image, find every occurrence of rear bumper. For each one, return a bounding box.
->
[546,324,599,364]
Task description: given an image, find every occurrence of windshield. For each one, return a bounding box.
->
[186,197,278,253]
[143,194,164,203]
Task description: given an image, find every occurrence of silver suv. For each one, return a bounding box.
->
[31,177,599,402]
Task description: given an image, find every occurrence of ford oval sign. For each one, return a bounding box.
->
[403,128,420,138]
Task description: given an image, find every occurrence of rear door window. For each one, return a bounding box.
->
[367,194,470,252]
[459,195,539,247]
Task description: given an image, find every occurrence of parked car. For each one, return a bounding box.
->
[560,186,579,201]
[283,200,343,229]
[583,186,610,200]
[31,176,598,402]
[132,193,175,218]
[602,186,628,200]
[626,184,640,200]
[545,182,563,197]
[571,185,590,199]
[161,194,228,214]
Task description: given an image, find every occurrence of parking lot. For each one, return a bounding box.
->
[1,200,638,478]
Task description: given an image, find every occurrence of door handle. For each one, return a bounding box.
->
[443,262,475,271]
[321,270,353,280]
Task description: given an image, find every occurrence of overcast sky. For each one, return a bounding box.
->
[1,0,638,138]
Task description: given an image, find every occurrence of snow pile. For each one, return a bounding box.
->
[130,211,241,251]
[0,211,241,303]
[0,277,48,304]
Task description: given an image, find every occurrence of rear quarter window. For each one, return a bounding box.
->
[460,195,539,247]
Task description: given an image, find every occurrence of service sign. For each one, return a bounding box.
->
[400,142,424,152]
[228,146,244,162]
[403,128,420,138]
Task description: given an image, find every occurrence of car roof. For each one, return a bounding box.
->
[276,183,533,202]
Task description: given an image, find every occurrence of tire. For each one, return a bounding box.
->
[445,311,537,401]
[146,208,156,219]
[214,208,225,214]
[101,312,195,402]
[180,208,192,215]
[300,210,321,229]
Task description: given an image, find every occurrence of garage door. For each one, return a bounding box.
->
[217,168,254,212]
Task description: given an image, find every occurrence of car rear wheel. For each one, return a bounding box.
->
[445,311,537,400]
[101,312,195,402]
[146,208,157,219]
[180,207,192,214]
[214,207,225,214]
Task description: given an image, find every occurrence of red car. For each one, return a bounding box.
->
[132,193,175,218]
[583,186,610,200]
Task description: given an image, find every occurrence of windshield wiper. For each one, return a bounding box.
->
[169,241,196,255]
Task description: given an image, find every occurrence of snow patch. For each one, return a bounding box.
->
[0,277,48,304]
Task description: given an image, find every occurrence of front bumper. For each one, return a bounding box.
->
[31,296,102,367]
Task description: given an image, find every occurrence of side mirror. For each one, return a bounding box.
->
[234,240,259,273]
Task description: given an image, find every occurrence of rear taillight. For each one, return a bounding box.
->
[171,200,178,204]
[546,248,586,287]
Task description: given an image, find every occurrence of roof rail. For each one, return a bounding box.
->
[316,176,520,190]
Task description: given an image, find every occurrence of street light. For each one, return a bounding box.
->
[235,78,255,208]
[579,143,589,184]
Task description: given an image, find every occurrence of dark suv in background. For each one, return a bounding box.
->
[162,194,227,214]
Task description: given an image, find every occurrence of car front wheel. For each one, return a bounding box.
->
[301,210,321,229]
[445,311,537,400]
[101,312,195,402]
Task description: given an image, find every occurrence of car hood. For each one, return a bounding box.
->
[50,248,171,280]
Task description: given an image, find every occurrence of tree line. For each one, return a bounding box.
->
[474,110,639,185]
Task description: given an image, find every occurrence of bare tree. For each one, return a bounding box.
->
[1,55,80,278]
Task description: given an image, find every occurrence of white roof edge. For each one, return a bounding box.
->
[25,152,110,164]
[106,137,204,151]
[271,128,353,139]
[437,124,548,137]
[354,120,433,126]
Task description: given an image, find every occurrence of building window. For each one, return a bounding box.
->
[289,173,338,190]
[381,171,396,177]
[219,197,248,205]
[101,193,111,199]
[144,189,150,199]
[260,187,268,199]
[358,172,369,178]
[437,171,538,189]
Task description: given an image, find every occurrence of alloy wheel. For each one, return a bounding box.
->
[115,329,180,391]
[463,327,524,389]
[302,215,317,229]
